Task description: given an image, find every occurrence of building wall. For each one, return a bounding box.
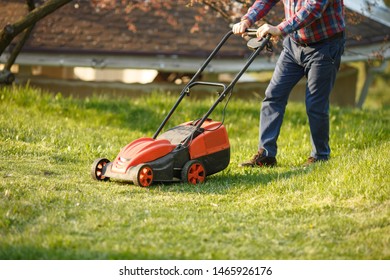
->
[14,64,358,107]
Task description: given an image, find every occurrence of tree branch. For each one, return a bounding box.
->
[0,0,73,56]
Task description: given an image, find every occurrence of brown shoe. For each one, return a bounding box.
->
[303,157,328,167]
[239,149,277,167]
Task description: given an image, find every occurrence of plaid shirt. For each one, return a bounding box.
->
[242,0,345,44]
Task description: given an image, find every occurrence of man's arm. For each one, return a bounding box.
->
[241,0,280,26]
[232,0,280,35]
[277,0,330,36]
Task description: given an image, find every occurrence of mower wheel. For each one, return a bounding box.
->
[91,158,110,181]
[181,160,206,185]
[132,164,153,187]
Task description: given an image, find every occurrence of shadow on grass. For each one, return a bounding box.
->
[117,166,313,195]
[83,98,165,133]
[0,244,184,260]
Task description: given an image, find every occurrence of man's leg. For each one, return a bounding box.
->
[304,38,345,160]
[259,37,304,157]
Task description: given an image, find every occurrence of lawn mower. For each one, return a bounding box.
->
[91,30,272,187]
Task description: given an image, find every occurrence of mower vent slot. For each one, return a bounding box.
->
[157,125,199,145]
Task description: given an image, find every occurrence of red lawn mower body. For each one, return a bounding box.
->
[92,119,230,186]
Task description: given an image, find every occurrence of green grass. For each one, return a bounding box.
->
[0,84,389,260]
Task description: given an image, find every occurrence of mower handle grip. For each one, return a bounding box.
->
[245,29,273,40]
[245,28,258,37]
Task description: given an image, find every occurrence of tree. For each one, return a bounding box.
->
[91,0,256,32]
[0,0,72,84]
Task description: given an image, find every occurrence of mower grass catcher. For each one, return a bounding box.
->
[91,30,272,187]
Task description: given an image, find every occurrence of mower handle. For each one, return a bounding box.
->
[152,30,272,139]
[245,28,258,37]
[245,29,273,41]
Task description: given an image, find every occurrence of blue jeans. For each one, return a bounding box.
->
[259,35,345,160]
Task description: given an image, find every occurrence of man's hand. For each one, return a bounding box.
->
[232,20,251,35]
[256,23,282,38]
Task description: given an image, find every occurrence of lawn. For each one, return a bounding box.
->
[0,82,389,260]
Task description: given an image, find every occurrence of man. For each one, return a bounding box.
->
[232,0,345,167]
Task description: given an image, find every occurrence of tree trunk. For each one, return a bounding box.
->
[4,0,36,71]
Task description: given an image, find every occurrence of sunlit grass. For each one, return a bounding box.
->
[0,84,389,260]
